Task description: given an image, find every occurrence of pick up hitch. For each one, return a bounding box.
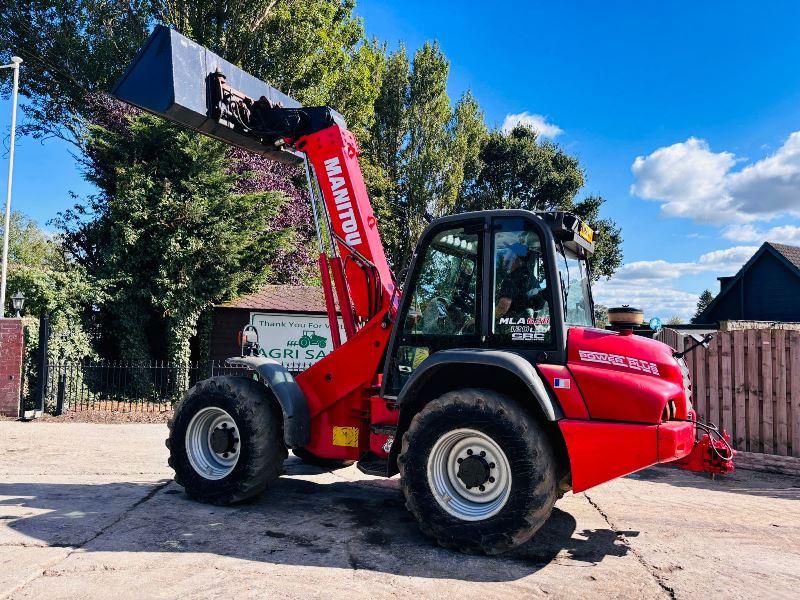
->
[674,421,736,476]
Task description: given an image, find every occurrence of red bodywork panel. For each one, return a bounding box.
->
[291,125,396,461]
[566,328,688,423]
[549,327,697,492]
[297,126,394,327]
[536,364,589,419]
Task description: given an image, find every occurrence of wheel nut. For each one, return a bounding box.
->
[221,423,227,429]
[479,485,485,492]
[489,462,495,469]
[480,451,486,457]
[223,453,229,458]
[457,458,463,463]
[467,449,473,455]
[488,477,495,483]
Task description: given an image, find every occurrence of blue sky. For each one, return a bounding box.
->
[3,1,800,320]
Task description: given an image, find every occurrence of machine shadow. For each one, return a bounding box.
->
[0,462,635,582]
[626,466,800,501]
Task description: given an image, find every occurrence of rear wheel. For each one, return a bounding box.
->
[167,376,286,505]
[399,388,557,554]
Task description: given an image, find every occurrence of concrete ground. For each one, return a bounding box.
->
[1,422,798,600]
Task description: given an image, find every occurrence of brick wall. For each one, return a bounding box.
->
[0,319,23,416]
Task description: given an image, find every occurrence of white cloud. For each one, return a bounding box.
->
[612,245,758,283]
[630,132,800,223]
[595,245,759,321]
[722,223,800,246]
[594,280,700,321]
[501,112,563,138]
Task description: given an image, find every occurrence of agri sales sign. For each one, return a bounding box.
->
[249,312,346,368]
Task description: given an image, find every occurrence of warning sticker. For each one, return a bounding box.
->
[332,426,359,448]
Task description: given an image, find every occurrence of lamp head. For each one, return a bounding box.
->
[11,291,24,314]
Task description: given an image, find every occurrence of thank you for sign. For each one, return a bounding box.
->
[249,312,346,367]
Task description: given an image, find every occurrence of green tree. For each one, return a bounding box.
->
[572,195,623,280]
[666,315,684,326]
[403,42,452,250]
[0,0,150,142]
[458,127,583,213]
[1,1,383,143]
[3,0,385,361]
[366,43,488,270]
[594,303,609,328]
[368,46,409,264]
[1,211,96,405]
[440,92,487,217]
[457,126,621,279]
[61,114,295,369]
[692,289,715,323]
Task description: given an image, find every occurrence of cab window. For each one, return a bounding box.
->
[403,227,479,336]
[557,246,593,327]
[388,225,481,394]
[492,219,552,344]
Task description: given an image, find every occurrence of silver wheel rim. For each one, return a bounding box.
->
[185,407,240,480]
[426,428,512,521]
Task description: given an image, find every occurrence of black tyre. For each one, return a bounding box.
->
[293,447,355,469]
[167,376,286,505]
[399,388,557,555]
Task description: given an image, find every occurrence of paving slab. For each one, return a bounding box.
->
[1,421,798,599]
[586,467,800,600]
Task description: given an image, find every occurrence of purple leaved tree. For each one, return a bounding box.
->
[226,149,315,284]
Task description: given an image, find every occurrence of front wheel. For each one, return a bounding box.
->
[167,376,286,505]
[399,388,557,555]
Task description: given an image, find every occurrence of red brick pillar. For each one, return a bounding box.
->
[0,318,23,417]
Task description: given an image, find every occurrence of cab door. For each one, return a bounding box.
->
[384,218,485,396]
[486,215,564,365]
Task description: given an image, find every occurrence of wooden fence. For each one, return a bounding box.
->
[658,328,800,458]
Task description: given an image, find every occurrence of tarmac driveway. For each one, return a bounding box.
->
[1,421,798,599]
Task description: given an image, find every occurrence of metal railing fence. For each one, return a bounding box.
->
[41,360,314,413]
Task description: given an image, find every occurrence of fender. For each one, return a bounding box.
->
[397,349,563,419]
[226,356,310,447]
[388,349,563,473]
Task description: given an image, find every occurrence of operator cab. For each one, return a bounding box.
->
[384,210,595,395]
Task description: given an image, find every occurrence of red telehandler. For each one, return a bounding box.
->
[114,26,733,554]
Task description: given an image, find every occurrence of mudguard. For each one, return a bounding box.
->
[226,356,310,447]
[397,349,563,420]
[386,349,563,475]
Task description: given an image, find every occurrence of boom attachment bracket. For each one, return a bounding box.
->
[208,71,344,146]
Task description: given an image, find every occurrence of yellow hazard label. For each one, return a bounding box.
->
[579,222,594,243]
[332,426,359,448]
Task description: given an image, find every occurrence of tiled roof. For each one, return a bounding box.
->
[218,285,330,313]
[769,242,800,272]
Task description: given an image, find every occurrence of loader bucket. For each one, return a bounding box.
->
[112,25,344,163]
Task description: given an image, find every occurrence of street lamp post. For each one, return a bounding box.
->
[0,55,22,319]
